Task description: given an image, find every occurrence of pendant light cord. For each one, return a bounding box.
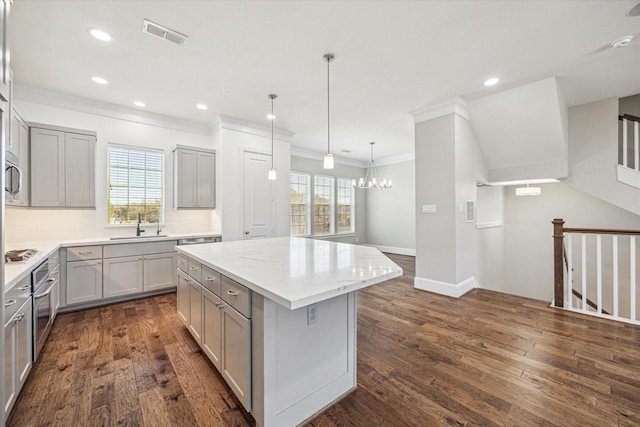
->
[271,97,274,168]
[327,57,330,154]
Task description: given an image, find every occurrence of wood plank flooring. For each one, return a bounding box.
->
[8,254,640,426]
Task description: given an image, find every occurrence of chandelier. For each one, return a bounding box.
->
[355,142,392,189]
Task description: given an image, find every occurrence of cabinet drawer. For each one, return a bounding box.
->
[67,245,102,261]
[187,258,202,283]
[177,253,189,272]
[201,266,221,296]
[4,275,32,323]
[221,276,251,318]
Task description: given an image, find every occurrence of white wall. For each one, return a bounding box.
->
[566,97,640,216]
[290,155,366,245]
[219,120,291,242]
[496,182,640,302]
[6,100,220,244]
[365,160,415,254]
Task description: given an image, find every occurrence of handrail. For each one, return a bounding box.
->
[619,114,640,123]
[564,227,640,236]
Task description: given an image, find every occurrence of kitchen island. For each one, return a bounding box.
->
[176,236,402,427]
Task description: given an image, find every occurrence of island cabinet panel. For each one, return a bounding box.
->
[201,288,222,370]
[176,270,190,325]
[188,280,202,344]
[221,304,251,411]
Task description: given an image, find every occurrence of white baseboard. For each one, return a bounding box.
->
[364,244,416,256]
[414,276,477,298]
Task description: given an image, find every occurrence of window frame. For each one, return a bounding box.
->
[336,177,355,234]
[289,171,312,237]
[313,174,336,236]
[107,143,165,226]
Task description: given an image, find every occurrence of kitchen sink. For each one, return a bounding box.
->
[110,235,168,240]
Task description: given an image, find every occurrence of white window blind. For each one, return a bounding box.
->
[108,145,164,225]
[290,172,311,236]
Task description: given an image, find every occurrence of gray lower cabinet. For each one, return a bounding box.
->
[143,253,177,291]
[103,256,144,298]
[4,298,33,420]
[177,256,251,411]
[66,259,103,304]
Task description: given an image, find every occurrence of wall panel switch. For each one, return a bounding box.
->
[422,204,437,214]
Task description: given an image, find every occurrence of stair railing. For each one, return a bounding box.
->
[619,114,640,171]
[553,218,640,325]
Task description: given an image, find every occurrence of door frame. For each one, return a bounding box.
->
[240,147,276,239]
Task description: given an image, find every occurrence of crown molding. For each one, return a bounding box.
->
[375,152,415,166]
[13,84,212,135]
[217,114,294,141]
[409,96,469,124]
[290,147,367,168]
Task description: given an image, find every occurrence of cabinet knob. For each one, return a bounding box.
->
[67,202,70,206]
[97,261,102,265]
[244,231,249,235]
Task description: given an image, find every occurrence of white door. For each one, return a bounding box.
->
[243,151,274,240]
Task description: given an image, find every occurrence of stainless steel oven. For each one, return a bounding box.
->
[32,259,54,360]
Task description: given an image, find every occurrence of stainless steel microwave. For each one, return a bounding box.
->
[5,150,22,197]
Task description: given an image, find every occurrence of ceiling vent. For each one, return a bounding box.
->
[142,19,187,46]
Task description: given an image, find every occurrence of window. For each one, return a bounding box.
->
[108,145,164,225]
[314,176,335,235]
[337,178,355,233]
[290,173,311,236]
[290,172,355,237]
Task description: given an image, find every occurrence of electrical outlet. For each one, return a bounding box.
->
[307,303,318,325]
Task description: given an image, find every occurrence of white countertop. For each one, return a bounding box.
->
[176,237,403,310]
[4,233,221,291]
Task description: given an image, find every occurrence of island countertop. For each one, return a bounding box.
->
[175,236,403,310]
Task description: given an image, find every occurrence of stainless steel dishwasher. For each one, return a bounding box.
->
[177,235,222,245]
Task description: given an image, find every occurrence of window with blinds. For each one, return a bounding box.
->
[290,172,311,236]
[108,145,164,225]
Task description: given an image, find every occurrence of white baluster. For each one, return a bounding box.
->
[582,234,587,312]
[631,236,636,322]
[613,235,619,318]
[623,118,628,167]
[597,234,602,314]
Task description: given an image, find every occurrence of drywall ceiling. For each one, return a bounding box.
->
[9,1,640,162]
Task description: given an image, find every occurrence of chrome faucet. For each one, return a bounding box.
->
[156,219,162,236]
[136,213,145,236]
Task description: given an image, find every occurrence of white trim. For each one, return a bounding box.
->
[375,152,415,166]
[414,275,477,298]
[290,147,367,168]
[14,83,212,136]
[218,114,294,140]
[616,164,640,189]
[476,221,503,229]
[364,244,415,256]
[410,97,469,124]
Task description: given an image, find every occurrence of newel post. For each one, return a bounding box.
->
[552,218,565,308]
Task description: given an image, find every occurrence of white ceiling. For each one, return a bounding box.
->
[9,1,640,162]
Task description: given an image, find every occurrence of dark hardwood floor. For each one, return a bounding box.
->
[8,254,640,426]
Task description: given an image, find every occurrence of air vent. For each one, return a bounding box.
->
[142,19,188,45]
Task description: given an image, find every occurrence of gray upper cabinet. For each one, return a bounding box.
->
[174,145,216,209]
[0,0,10,102]
[7,109,29,207]
[30,123,96,208]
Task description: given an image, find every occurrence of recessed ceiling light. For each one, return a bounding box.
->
[91,76,108,85]
[89,28,112,42]
[266,113,276,120]
[484,77,500,87]
[610,35,634,48]
[133,101,146,107]
[196,104,208,110]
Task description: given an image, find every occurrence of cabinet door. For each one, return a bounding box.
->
[30,128,66,207]
[8,109,19,157]
[103,256,143,298]
[196,151,216,208]
[50,268,60,320]
[3,315,16,419]
[0,0,10,102]
[15,119,29,206]
[65,133,96,207]
[175,149,196,208]
[176,270,190,326]
[16,299,33,389]
[66,260,103,305]
[221,306,251,411]
[202,288,222,370]
[188,281,202,344]
[143,253,177,291]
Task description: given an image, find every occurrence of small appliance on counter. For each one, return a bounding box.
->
[5,249,38,263]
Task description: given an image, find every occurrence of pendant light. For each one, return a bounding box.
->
[268,94,277,180]
[323,53,335,169]
[355,142,392,189]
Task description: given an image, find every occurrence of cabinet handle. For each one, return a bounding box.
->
[78,251,93,255]
[13,313,24,323]
[4,299,16,307]
[204,276,215,281]
[178,259,186,263]
[185,278,191,282]
[97,261,102,265]
[190,266,198,271]
[17,285,31,291]
[226,289,239,296]
[67,202,71,206]
[139,257,143,261]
